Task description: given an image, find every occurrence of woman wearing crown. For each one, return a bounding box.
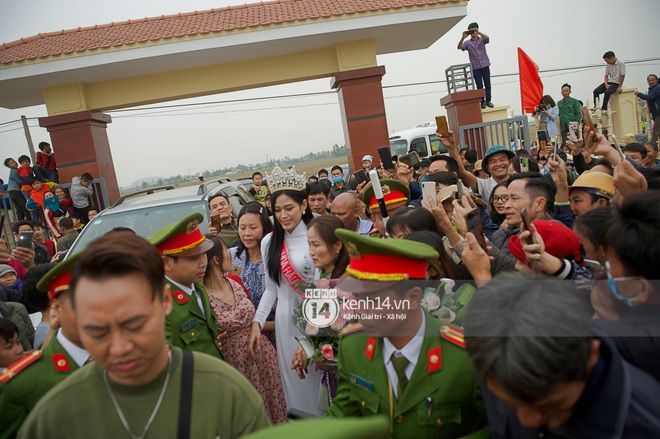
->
[248,166,323,417]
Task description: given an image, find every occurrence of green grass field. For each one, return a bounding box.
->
[231,157,349,181]
[125,156,350,195]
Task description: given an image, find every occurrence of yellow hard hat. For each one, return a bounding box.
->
[569,171,615,199]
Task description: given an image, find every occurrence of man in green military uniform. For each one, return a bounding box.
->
[326,230,489,438]
[149,212,223,360]
[361,178,410,238]
[0,255,90,439]
[18,232,269,438]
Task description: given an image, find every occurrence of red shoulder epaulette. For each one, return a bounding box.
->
[440,324,466,348]
[0,351,42,383]
[172,290,189,304]
[364,337,376,361]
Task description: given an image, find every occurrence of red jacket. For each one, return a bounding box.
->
[36,152,57,171]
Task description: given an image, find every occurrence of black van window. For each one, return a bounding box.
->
[410,137,428,157]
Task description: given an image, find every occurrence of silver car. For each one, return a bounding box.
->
[65,178,253,256]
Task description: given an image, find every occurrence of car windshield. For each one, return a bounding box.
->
[390,139,408,156]
[71,201,209,253]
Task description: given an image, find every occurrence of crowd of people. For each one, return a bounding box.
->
[0,67,659,438]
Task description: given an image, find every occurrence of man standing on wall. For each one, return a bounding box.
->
[458,22,493,109]
[557,83,582,144]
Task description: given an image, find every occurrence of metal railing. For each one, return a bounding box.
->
[457,116,531,158]
[445,63,475,94]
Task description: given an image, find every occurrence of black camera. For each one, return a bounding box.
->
[536,104,548,112]
[467,29,476,35]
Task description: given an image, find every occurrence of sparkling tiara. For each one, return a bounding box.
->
[267,165,307,193]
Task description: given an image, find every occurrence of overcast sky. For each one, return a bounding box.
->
[1,0,659,187]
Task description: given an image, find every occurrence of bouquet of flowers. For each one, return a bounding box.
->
[420,278,477,327]
[293,278,359,364]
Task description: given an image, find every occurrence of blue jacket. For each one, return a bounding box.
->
[7,168,21,191]
[481,336,660,438]
[638,83,660,118]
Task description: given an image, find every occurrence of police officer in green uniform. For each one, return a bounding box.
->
[361,179,410,238]
[18,231,269,439]
[149,212,223,360]
[0,255,90,439]
[326,230,489,438]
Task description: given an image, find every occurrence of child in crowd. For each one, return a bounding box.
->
[69,212,84,232]
[35,141,59,183]
[32,220,56,257]
[0,265,21,291]
[0,318,24,370]
[17,155,35,201]
[3,158,32,221]
[249,171,271,211]
[28,177,55,208]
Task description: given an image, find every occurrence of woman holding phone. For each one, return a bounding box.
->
[533,95,560,142]
[247,166,323,417]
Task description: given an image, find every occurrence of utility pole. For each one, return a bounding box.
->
[21,116,36,162]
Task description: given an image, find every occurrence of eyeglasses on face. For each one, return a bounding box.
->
[493,195,509,203]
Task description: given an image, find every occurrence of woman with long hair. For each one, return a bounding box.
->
[52,186,74,215]
[43,190,68,239]
[248,167,323,416]
[204,236,287,423]
[488,182,508,228]
[386,208,455,279]
[534,95,560,141]
[229,202,275,344]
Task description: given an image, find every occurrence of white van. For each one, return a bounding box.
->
[389,122,447,158]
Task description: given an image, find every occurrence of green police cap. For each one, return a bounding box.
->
[242,416,389,439]
[36,252,80,299]
[148,212,214,257]
[335,228,439,293]
[362,178,410,211]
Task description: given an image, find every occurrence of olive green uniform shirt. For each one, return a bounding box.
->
[165,279,223,360]
[327,314,489,439]
[0,335,83,439]
[18,347,270,439]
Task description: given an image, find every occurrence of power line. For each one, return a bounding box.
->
[104,57,659,116]
[0,124,40,135]
[0,118,31,128]
[1,57,658,125]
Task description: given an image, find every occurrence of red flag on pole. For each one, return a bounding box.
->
[518,48,543,114]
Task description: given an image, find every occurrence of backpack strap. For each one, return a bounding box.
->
[177,349,194,439]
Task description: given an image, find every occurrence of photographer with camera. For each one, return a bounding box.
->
[533,95,559,142]
[458,22,493,109]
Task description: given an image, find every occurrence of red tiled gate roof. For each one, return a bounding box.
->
[0,0,459,65]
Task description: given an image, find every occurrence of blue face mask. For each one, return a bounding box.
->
[332,177,343,184]
[43,196,60,212]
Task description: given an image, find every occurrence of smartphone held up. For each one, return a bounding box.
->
[466,209,487,252]
[435,116,449,138]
